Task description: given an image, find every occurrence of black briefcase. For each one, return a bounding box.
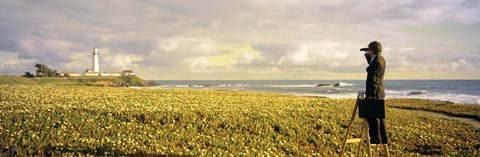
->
[358,99,385,118]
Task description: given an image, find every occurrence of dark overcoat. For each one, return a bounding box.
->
[365,54,386,99]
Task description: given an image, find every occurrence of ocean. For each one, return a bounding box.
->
[151,80,480,105]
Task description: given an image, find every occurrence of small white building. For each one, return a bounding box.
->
[122,70,135,76]
[101,72,121,77]
[63,72,80,77]
[84,72,100,76]
[84,69,100,76]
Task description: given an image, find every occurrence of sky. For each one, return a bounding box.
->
[1,0,479,80]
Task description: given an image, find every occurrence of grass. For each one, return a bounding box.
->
[0,75,37,85]
[0,75,148,87]
[386,99,480,121]
[30,77,84,86]
[0,85,479,156]
[69,76,147,87]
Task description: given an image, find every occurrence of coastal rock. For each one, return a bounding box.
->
[316,82,342,87]
[316,84,331,87]
[189,84,215,87]
[407,91,427,96]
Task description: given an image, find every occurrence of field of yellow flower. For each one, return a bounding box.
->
[1,85,479,156]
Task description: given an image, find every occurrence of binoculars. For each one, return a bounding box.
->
[360,48,369,52]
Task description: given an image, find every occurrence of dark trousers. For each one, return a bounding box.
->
[367,118,388,144]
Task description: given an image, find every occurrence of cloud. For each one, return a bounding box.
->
[147,37,219,67]
[0,0,479,79]
[275,42,365,72]
[0,50,37,74]
[238,52,256,64]
[0,51,22,74]
[450,58,470,70]
[388,56,478,72]
[411,0,480,24]
[16,36,73,63]
[102,53,143,71]
[186,57,210,72]
[155,37,218,57]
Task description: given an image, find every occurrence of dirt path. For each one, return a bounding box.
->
[394,108,480,128]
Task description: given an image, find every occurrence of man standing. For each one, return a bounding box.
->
[364,41,388,144]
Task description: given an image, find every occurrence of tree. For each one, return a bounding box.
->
[53,70,61,77]
[23,72,34,77]
[34,63,56,77]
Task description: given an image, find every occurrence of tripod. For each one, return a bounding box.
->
[339,92,389,157]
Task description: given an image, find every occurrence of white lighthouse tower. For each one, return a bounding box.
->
[93,48,99,73]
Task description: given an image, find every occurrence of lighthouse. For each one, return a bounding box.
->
[93,48,99,72]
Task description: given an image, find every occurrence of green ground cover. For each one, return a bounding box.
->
[0,75,148,87]
[387,99,480,121]
[0,85,478,156]
[0,75,37,85]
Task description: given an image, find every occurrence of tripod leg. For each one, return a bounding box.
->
[355,127,366,157]
[382,144,390,157]
[363,120,372,157]
[340,98,359,157]
[340,124,352,157]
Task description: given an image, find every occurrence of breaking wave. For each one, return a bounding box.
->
[149,80,480,105]
[386,90,480,104]
[157,83,246,88]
